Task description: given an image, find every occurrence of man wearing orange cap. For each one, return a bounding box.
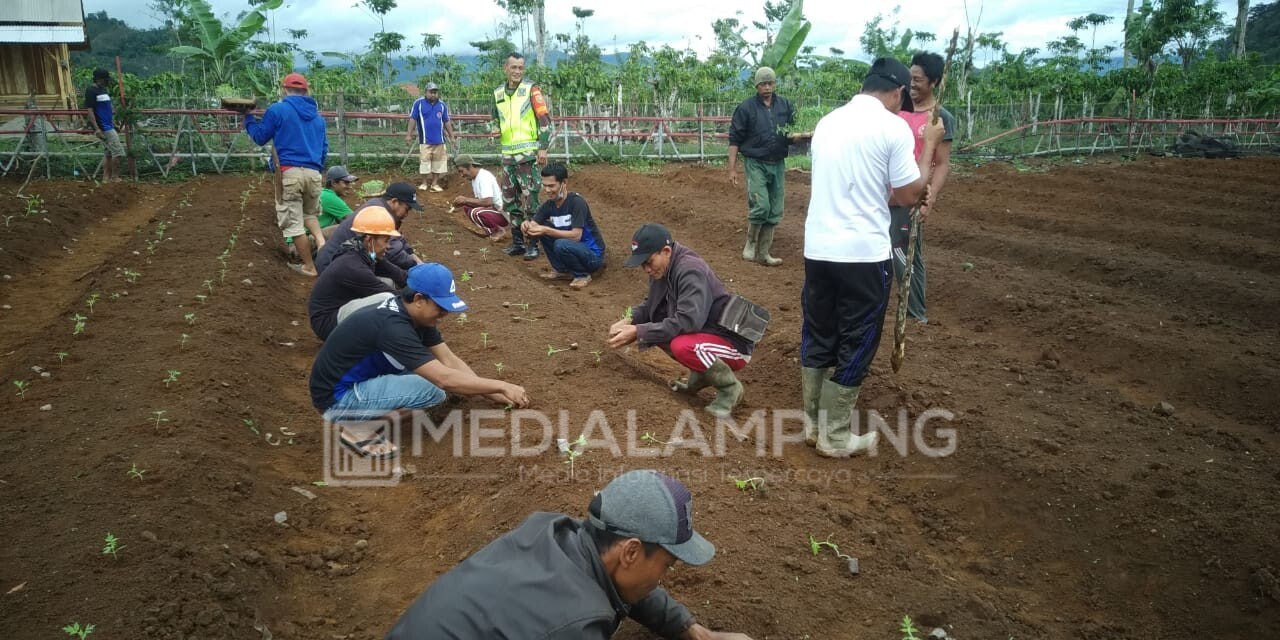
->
[244,72,329,276]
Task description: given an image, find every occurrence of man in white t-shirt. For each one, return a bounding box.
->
[801,57,944,458]
[451,154,510,242]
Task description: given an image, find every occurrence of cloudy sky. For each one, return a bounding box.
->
[84,0,1242,63]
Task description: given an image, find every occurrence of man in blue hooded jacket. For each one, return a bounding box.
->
[245,72,329,276]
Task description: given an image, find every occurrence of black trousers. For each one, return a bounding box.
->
[800,258,892,387]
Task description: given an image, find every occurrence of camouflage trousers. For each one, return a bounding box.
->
[501,155,541,227]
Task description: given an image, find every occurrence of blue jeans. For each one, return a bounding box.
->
[539,237,603,277]
[324,372,446,421]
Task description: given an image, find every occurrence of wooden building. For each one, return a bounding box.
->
[0,0,88,109]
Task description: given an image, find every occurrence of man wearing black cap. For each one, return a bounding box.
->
[316,182,426,274]
[310,263,529,459]
[385,469,753,639]
[609,224,757,418]
[800,58,943,458]
[406,82,454,192]
[83,68,126,182]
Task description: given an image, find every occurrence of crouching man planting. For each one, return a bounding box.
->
[309,263,529,459]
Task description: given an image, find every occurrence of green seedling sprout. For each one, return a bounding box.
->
[154,221,167,238]
[71,313,87,336]
[900,615,920,640]
[128,463,146,480]
[460,270,472,282]
[546,344,569,356]
[729,476,765,492]
[13,380,30,398]
[562,434,587,475]
[123,269,140,283]
[494,362,505,375]
[194,294,207,304]
[590,350,603,364]
[3,215,13,226]
[145,239,158,254]
[86,293,100,314]
[23,195,43,217]
[456,312,469,325]
[162,370,181,387]
[55,351,69,363]
[623,306,633,322]
[184,312,196,325]
[480,332,489,348]
[807,533,856,575]
[243,418,260,435]
[102,533,124,559]
[640,431,670,446]
[514,302,530,311]
[62,622,95,639]
[479,247,490,261]
[152,410,168,429]
[179,333,189,348]
[109,292,121,300]
[202,279,214,294]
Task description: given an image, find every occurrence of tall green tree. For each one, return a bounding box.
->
[167,0,284,93]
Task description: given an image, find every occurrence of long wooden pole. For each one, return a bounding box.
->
[892,29,960,374]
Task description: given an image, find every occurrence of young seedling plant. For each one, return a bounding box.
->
[590,350,603,364]
[808,534,858,575]
[85,293,100,314]
[72,313,87,336]
[162,370,181,387]
[203,279,214,294]
[152,410,168,429]
[179,333,189,348]
[562,434,587,476]
[128,463,146,480]
[456,312,469,325]
[729,476,765,493]
[480,332,489,349]
[460,270,472,282]
[494,362,505,376]
[102,533,124,559]
[546,344,570,356]
[55,351,68,363]
[900,615,921,640]
[13,380,29,398]
[195,294,207,304]
[640,431,671,446]
[622,306,633,323]
[62,622,95,639]
[184,312,196,325]
[123,269,140,283]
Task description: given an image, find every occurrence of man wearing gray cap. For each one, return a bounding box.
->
[800,58,943,458]
[385,469,753,640]
[727,66,806,267]
[406,82,454,192]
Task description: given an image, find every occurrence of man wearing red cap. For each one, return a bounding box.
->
[244,72,329,276]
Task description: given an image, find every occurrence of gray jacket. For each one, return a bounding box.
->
[385,512,694,639]
[633,243,753,355]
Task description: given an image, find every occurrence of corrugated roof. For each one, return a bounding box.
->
[0,25,86,44]
[0,0,84,24]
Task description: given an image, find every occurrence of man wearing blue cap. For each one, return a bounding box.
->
[310,263,529,458]
[386,469,754,640]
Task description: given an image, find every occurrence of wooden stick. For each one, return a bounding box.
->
[892,29,960,374]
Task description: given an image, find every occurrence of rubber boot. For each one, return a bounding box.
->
[815,379,878,458]
[801,367,829,447]
[672,368,712,394]
[755,224,783,266]
[523,241,540,261]
[505,221,527,256]
[703,360,743,418]
[742,223,760,262]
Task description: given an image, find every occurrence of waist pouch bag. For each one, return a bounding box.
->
[718,294,770,344]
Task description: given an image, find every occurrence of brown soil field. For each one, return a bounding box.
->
[0,156,1277,640]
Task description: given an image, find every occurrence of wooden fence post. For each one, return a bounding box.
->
[337,91,349,165]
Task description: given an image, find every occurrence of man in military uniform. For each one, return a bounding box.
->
[492,52,552,261]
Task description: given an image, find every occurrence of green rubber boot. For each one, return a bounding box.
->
[816,379,878,458]
[755,224,783,266]
[672,368,712,394]
[703,359,744,418]
[742,223,761,262]
[801,367,829,447]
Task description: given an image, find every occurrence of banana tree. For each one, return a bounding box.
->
[168,0,285,93]
[759,0,811,76]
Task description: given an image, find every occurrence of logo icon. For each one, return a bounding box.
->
[322,410,404,487]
